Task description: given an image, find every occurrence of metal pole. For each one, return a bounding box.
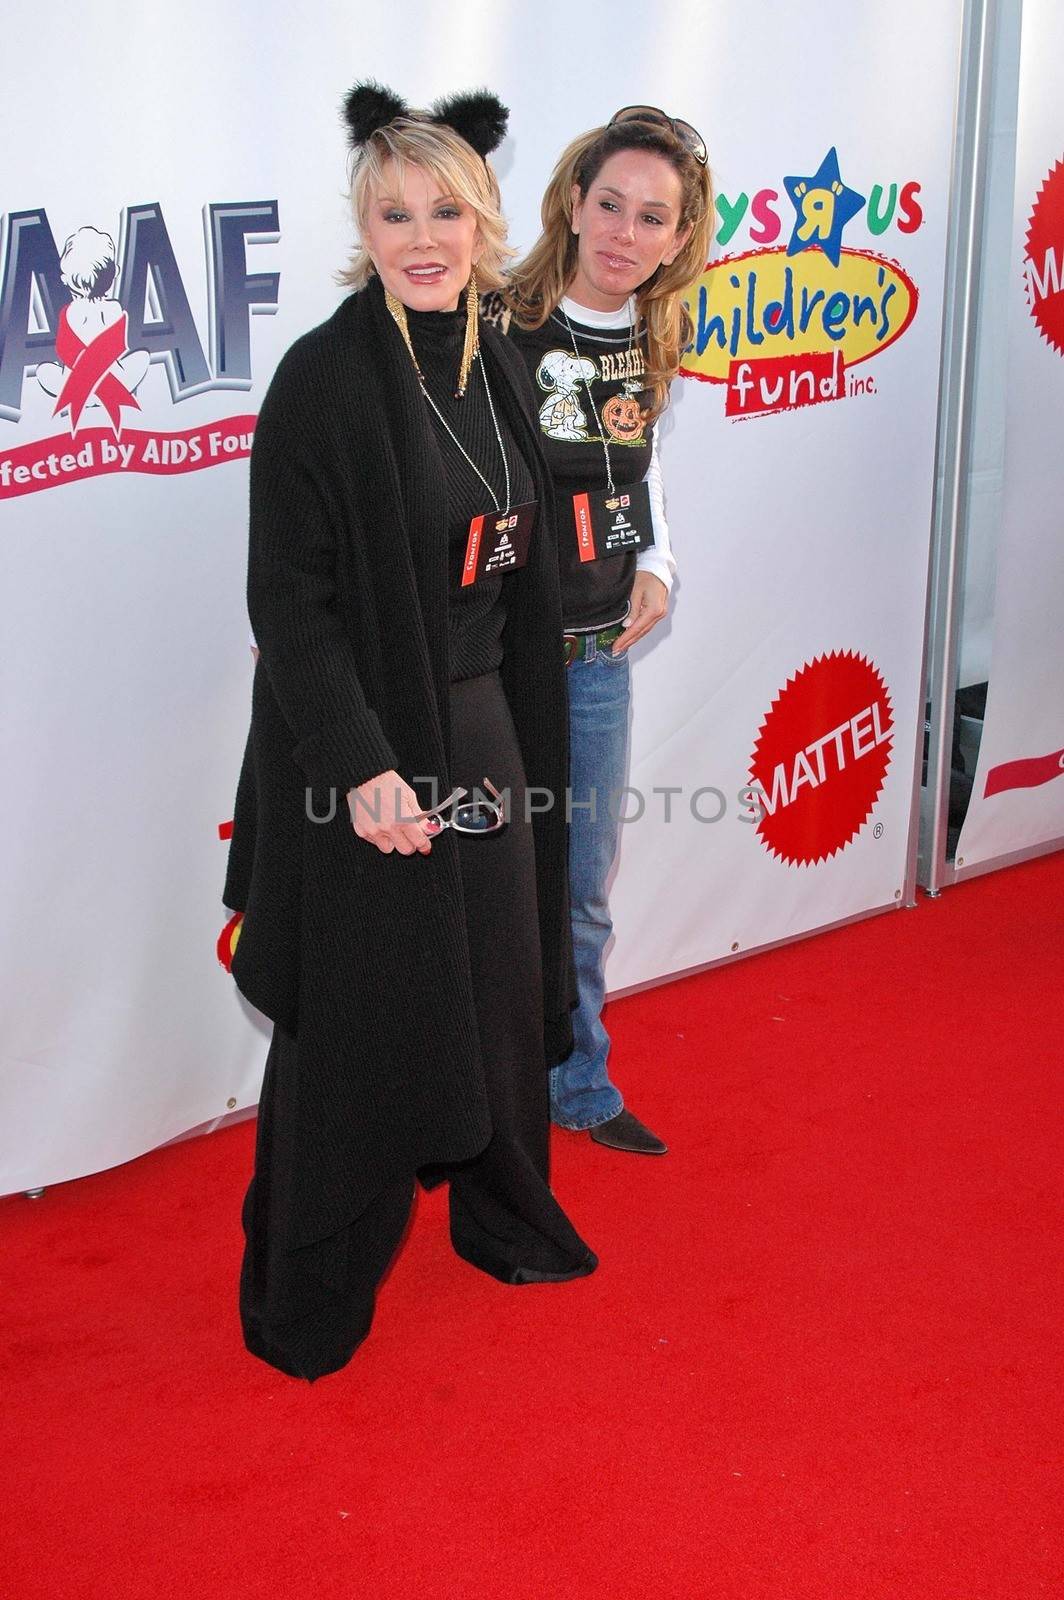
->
[917,0,1002,893]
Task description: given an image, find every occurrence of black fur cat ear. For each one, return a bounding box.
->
[431,90,509,158]
[342,81,409,149]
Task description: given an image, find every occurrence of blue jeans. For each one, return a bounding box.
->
[550,639,631,1129]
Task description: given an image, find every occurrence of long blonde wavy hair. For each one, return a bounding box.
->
[339,117,513,292]
[507,121,713,419]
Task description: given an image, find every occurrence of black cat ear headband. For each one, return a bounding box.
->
[342,80,508,159]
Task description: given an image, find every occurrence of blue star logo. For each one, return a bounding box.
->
[783,148,865,268]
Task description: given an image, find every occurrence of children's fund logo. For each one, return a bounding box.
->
[0,202,278,498]
[748,650,894,866]
[1024,157,1064,356]
[681,148,921,420]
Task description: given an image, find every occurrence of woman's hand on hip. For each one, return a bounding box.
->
[613,572,669,654]
[347,771,433,856]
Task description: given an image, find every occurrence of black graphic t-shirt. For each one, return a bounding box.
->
[485,293,657,631]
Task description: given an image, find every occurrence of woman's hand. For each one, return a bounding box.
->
[613,572,668,654]
[347,770,434,855]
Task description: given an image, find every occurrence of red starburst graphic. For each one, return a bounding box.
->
[1025,157,1064,356]
[749,651,894,866]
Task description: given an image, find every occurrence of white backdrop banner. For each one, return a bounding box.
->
[955,0,1064,870]
[1,0,962,1193]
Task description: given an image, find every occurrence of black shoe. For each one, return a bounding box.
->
[454,1241,598,1285]
[510,1250,598,1284]
[588,1108,668,1155]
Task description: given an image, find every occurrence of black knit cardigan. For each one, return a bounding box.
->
[224,276,573,1250]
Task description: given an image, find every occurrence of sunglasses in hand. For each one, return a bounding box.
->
[421,778,507,837]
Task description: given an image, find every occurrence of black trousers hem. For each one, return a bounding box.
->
[237,671,595,1381]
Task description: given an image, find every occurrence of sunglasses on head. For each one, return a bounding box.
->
[609,105,708,166]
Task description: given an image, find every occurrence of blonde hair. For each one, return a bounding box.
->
[339,117,513,291]
[507,122,714,418]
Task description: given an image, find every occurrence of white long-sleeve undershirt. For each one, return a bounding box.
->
[558,294,677,594]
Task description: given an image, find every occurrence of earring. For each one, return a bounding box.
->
[456,269,480,399]
[384,289,426,387]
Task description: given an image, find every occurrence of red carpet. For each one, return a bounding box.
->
[2,857,1062,1599]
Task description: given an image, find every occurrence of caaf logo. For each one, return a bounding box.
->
[681,148,921,419]
[1023,156,1064,356]
[0,201,279,498]
[748,650,894,866]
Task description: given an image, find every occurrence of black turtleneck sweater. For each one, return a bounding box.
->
[407,307,535,682]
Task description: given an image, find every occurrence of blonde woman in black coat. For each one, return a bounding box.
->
[226,86,595,1382]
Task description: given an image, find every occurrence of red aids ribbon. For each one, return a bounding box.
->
[984,746,1064,798]
[54,305,141,433]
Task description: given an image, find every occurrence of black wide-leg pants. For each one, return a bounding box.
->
[239,670,595,1381]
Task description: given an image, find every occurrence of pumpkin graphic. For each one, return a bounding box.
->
[601,393,646,442]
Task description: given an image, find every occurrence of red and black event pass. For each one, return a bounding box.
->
[572,480,654,562]
[461,501,536,587]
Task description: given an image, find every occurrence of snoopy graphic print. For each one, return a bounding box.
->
[536,349,599,440]
[535,343,649,446]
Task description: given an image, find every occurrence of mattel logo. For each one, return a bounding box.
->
[748,650,894,866]
[1025,156,1064,357]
